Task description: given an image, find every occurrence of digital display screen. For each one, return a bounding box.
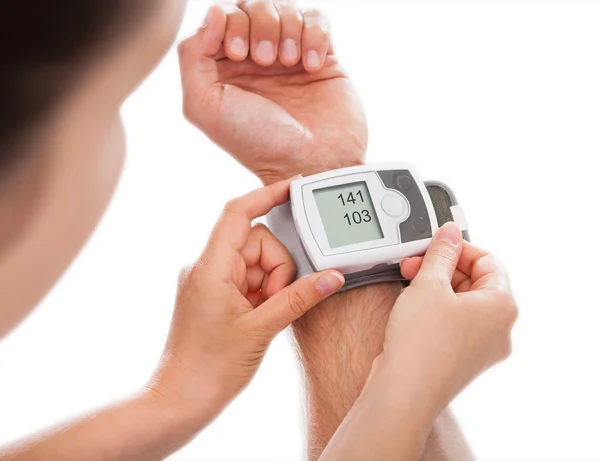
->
[313,182,384,249]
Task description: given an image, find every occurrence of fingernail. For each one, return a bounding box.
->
[202,6,214,27]
[281,38,298,62]
[436,222,461,246]
[307,50,321,69]
[229,37,248,58]
[255,41,275,63]
[315,272,345,295]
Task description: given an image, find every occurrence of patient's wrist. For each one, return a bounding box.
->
[291,283,402,450]
[258,156,365,185]
[292,282,401,342]
[292,282,401,399]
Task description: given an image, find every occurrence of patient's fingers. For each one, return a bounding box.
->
[239,0,281,66]
[178,5,227,66]
[301,8,331,72]
[274,0,303,66]
[178,5,228,129]
[223,4,250,61]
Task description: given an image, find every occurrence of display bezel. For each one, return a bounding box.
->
[289,163,438,273]
[302,171,405,256]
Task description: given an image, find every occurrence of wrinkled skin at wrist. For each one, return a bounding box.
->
[178,5,368,185]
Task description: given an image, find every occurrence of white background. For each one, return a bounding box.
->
[1,1,600,460]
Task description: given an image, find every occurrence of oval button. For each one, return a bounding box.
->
[411,217,430,234]
[381,194,407,218]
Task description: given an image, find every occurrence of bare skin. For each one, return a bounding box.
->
[320,223,518,460]
[0,178,345,460]
[0,1,513,459]
[179,2,473,459]
[0,0,187,338]
[179,2,367,184]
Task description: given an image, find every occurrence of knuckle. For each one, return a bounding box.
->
[178,265,193,286]
[177,38,191,58]
[302,8,329,30]
[223,198,242,215]
[307,26,328,42]
[228,8,250,25]
[252,222,269,234]
[498,292,519,325]
[177,261,208,296]
[276,1,302,21]
[275,0,298,8]
[189,259,207,278]
[287,289,309,318]
[433,243,458,265]
[302,7,323,19]
[258,14,281,29]
[505,300,519,325]
[245,1,280,24]
[499,338,513,362]
[181,99,195,123]
[280,11,303,29]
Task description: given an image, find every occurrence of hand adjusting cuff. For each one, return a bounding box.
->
[268,181,470,292]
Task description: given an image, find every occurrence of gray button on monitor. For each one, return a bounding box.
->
[377,169,433,243]
[381,194,408,219]
[395,174,413,191]
[411,217,430,235]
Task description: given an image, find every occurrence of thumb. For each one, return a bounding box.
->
[415,222,464,284]
[252,271,345,338]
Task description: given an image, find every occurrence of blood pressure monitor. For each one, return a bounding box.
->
[268,163,469,291]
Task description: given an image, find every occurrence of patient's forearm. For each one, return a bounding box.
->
[293,282,474,461]
[263,164,472,460]
[293,283,398,458]
[292,283,398,457]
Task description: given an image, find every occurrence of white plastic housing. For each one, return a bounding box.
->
[290,163,439,274]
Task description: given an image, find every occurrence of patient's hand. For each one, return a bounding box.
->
[178,1,367,184]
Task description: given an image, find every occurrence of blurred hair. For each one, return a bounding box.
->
[0,1,152,171]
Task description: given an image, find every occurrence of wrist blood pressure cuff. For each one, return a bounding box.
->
[267,181,470,292]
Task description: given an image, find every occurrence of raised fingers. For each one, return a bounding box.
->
[274,0,303,66]
[178,5,228,130]
[301,8,331,72]
[223,4,250,61]
[178,5,227,67]
[239,0,281,66]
